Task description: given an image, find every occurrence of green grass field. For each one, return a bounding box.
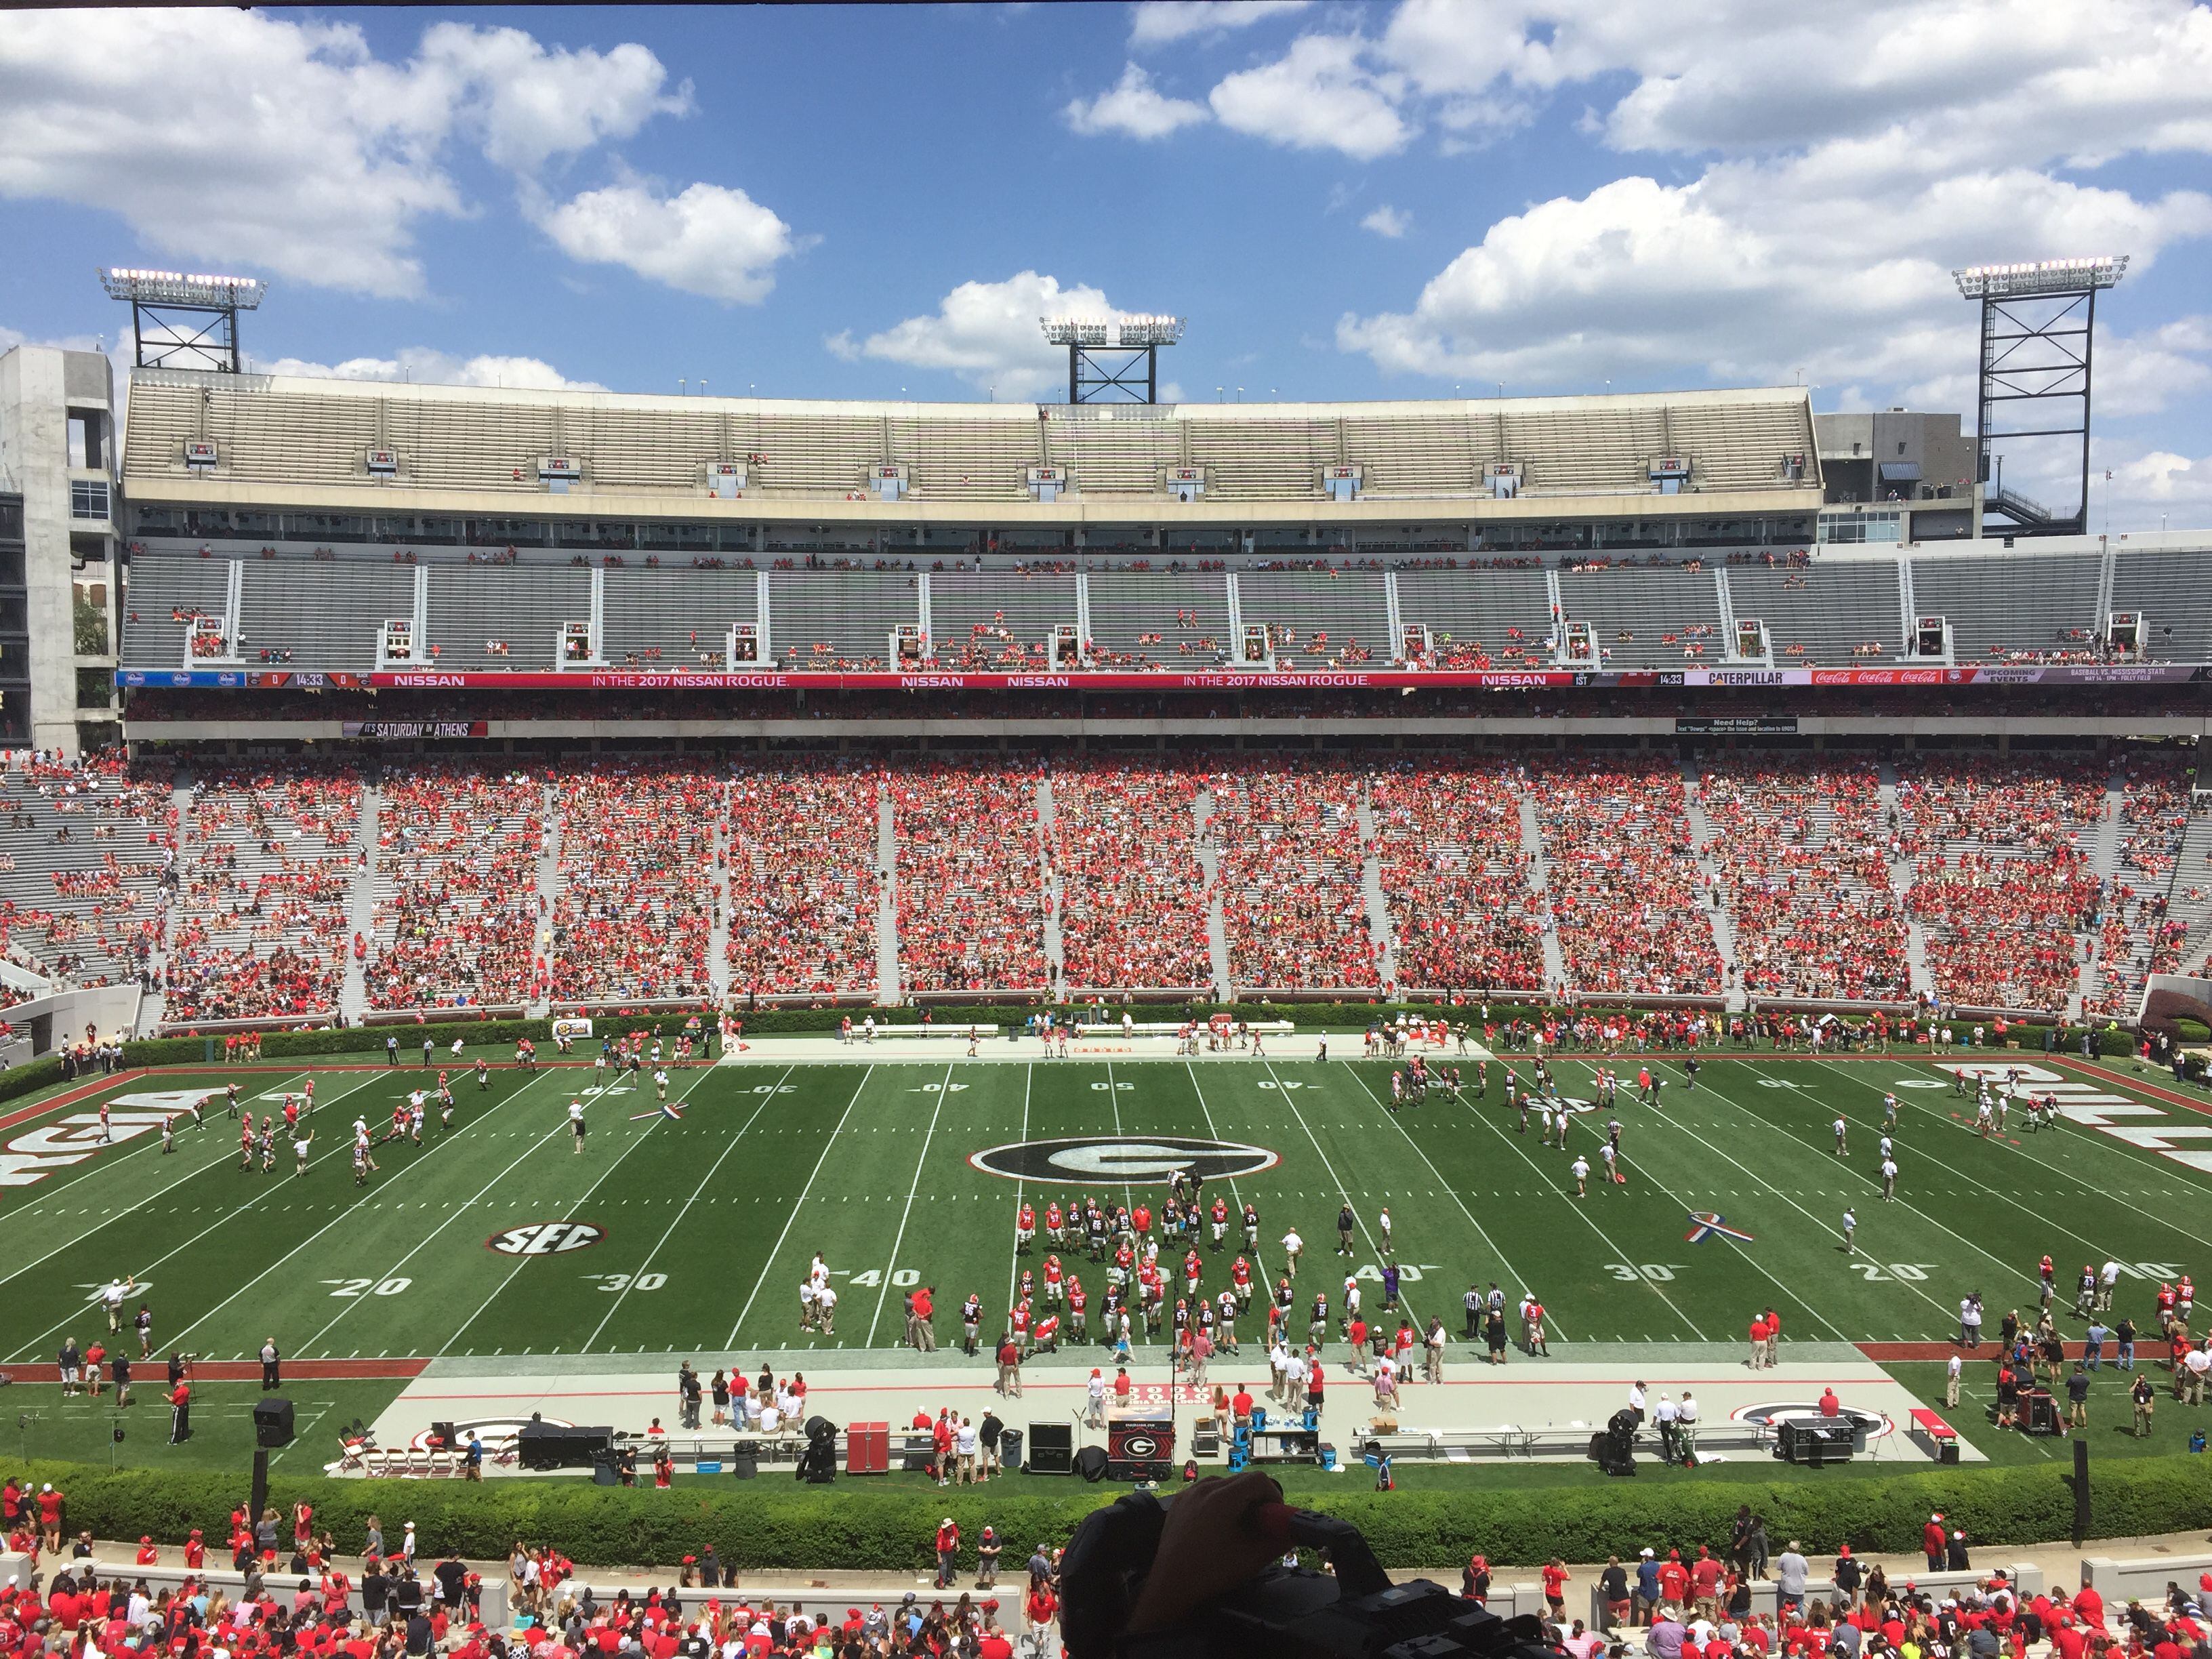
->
[5,1042,2210,1474]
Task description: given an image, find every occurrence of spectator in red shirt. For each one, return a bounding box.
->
[934,1518,960,1590]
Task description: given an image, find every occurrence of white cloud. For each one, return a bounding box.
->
[1064,64,1209,140]
[1210,35,1413,159]
[0,11,747,302]
[1361,204,1412,239]
[252,347,605,391]
[414,22,689,172]
[1130,1,1311,46]
[836,272,1125,397]
[533,181,801,304]
[1335,0,2212,409]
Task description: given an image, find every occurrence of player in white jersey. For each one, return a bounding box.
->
[1880,1158,1898,1200]
[1878,1134,1893,1163]
[569,1098,588,1153]
[1975,1096,1994,1137]
[1571,1154,1591,1196]
[1832,1116,1848,1155]
[408,1094,426,1143]
[1882,1092,1898,1130]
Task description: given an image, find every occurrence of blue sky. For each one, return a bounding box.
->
[2,1,2209,527]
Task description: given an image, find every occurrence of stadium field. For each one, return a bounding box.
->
[4,1040,2209,1471]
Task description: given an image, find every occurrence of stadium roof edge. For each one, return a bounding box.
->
[130,365,1811,424]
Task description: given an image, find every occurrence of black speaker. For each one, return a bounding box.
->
[900,1435,935,1472]
[1074,1445,1109,1483]
[730,1444,758,1479]
[1027,1422,1074,1476]
[253,1397,294,1449]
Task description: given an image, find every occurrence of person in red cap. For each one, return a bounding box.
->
[1818,1386,1841,1418]
[1923,1513,1946,1570]
[183,1528,205,1570]
[135,1536,158,1566]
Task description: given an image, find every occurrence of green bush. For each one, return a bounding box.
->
[0,1058,66,1105]
[3,1452,2192,1572]
[2171,1020,2209,1044]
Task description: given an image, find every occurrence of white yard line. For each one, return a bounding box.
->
[1334,1063,1560,1339]
[1104,1059,1151,1345]
[1002,1062,1031,1319]
[0,1069,332,1295]
[1553,1060,1855,1343]
[865,1062,955,1348]
[1644,1059,2005,1328]
[1257,1057,1422,1330]
[1183,1063,1272,1292]
[577,1065,794,1351]
[420,1065,722,1359]
[3,1067,495,1364]
[159,1066,571,1359]
[1425,1065,1708,1336]
[1807,1055,2212,1256]
[724,1065,876,1348]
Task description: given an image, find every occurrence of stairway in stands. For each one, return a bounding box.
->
[1037,775,1067,999]
[1353,791,1399,991]
[142,775,196,1031]
[527,781,562,1017]
[704,807,734,1007]
[1193,786,1233,1004]
[1515,793,1572,996]
[1876,762,1938,1003]
[876,784,901,1005]
[1677,761,1744,1011]
[2070,769,2128,1021]
[336,781,382,1025]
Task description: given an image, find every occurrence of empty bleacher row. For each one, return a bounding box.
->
[123,374,1817,505]
[21,749,2206,1029]
[119,543,2207,674]
[0,759,174,989]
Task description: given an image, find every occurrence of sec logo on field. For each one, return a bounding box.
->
[487,1221,607,1256]
[968,1136,1279,1185]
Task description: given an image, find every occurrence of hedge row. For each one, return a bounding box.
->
[8,1452,2200,1573]
[0,1057,66,1105]
[104,1004,2158,1074]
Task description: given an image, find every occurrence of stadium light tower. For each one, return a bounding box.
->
[1040,314,1185,405]
[1952,255,2126,537]
[99,267,268,373]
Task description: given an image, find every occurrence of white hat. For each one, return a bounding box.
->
[942,1517,954,1528]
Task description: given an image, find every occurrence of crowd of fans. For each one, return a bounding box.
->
[893,764,1050,994]
[16,746,2212,1024]
[367,768,546,1012]
[548,766,720,1006]
[726,762,881,999]
[1209,760,1381,991]
[1050,759,1210,991]
[1696,759,1912,1002]
[164,769,363,1023]
[1528,755,1722,998]
[1370,760,1546,993]
[1896,758,2106,1012]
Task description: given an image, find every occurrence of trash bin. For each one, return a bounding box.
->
[1000,1429,1024,1471]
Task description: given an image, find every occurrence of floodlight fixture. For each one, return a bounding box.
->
[100,266,268,373]
[1952,256,2126,300]
[1041,313,1185,405]
[1955,254,2129,537]
[100,268,268,308]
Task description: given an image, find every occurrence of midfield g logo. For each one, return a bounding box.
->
[487,1221,607,1256]
[968,1136,1279,1185]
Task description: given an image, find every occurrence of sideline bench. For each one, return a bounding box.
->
[1909,1406,1961,1462]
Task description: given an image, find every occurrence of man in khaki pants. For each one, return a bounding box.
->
[1944,1352,1961,1409]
